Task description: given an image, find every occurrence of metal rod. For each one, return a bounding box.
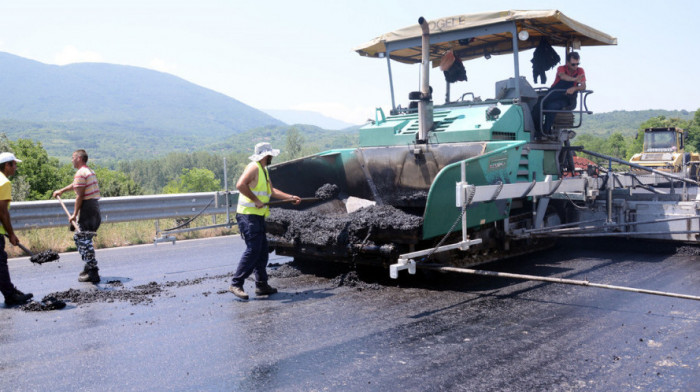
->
[417,16,432,142]
[523,216,699,236]
[521,218,604,234]
[582,149,700,186]
[422,265,700,301]
[534,230,700,238]
[155,222,236,236]
[386,52,396,112]
[683,153,688,200]
[510,22,521,98]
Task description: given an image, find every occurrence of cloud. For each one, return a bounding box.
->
[291,102,377,125]
[148,58,178,75]
[53,45,104,65]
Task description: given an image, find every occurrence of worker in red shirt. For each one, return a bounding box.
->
[537,52,586,137]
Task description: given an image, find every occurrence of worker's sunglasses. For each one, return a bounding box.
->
[570,62,580,66]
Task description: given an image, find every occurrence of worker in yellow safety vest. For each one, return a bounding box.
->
[229,142,300,300]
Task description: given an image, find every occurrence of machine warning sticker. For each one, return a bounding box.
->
[488,156,507,171]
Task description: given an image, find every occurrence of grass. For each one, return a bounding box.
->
[8,215,238,258]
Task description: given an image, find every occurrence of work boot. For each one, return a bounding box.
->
[255,283,278,296]
[78,265,100,283]
[4,288,33,306]
[229,285,249,300]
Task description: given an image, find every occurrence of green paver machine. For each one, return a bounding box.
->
[262,10,700,272]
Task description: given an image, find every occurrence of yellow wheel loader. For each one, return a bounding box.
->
[629,127,700,179]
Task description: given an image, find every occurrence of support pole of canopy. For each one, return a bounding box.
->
[386,50,396,112]
[510,22,521,98]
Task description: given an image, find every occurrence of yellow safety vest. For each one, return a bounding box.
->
[236,162,272,217]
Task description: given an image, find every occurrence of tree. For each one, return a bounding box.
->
[685,109,700,152]
[93,167,142,197]
[281,127,304,161]
[0,133,63,201]
[163,168,221,194]
[601,132,626,159]
[8,138,66,200]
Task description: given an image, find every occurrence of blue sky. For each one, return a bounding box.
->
[0,0,698,125]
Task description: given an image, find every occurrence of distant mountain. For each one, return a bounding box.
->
[264,109,357,130]
[0,52,284,160]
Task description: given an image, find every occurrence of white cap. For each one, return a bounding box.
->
[0,152,21,164]
[248,142,280,162]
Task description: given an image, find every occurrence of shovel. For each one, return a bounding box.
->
[55,196,81,233]
[266,197,320,206]
[4,234,60,264]
[265,184,342,206]
[10,238,34,257]
[267,197,347,215]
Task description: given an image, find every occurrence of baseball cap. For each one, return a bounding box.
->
[0,152,21,164]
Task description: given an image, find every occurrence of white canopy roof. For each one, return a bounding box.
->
[354,10,617,64]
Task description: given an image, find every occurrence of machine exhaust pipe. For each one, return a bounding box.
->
[417,17,433,143]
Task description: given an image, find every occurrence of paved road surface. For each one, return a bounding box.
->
[1,235,699,391]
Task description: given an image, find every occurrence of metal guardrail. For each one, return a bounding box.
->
[10,191,240,230]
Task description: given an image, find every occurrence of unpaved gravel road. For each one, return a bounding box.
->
[1,235,699,391]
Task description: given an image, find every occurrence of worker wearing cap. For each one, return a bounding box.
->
[0,152,33,306]
[52,149,102,283]
[229,142,300,300]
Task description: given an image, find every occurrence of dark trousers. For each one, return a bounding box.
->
[75,199,101,267]
[0,236,15,297]
[542,80,576,134]
[231,213,269,288]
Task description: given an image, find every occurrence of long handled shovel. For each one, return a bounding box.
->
[55,196,81,233]
[4,234,59,264]
[265,197,320,206]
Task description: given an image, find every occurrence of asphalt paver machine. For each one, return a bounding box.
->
[259,10,700,284]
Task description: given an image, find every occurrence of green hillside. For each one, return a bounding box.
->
[577,109,695,137]
[0,52,284,161]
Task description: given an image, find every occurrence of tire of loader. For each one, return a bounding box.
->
[690,163,700,180]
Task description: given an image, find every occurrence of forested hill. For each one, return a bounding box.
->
[577,109,695,137]
[0,52,283,159]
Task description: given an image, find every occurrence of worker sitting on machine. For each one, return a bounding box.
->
[532,52,586,138]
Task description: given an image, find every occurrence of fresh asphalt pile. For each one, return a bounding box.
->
[314,183,340,200]
[45,282,164,306]
[267,204,423,248]
[30,250,60,264]
[19,296,66,311]
[16,258,392,311]
[330,270,383,290]
[674,245,700,256]
[267,263,303,278]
